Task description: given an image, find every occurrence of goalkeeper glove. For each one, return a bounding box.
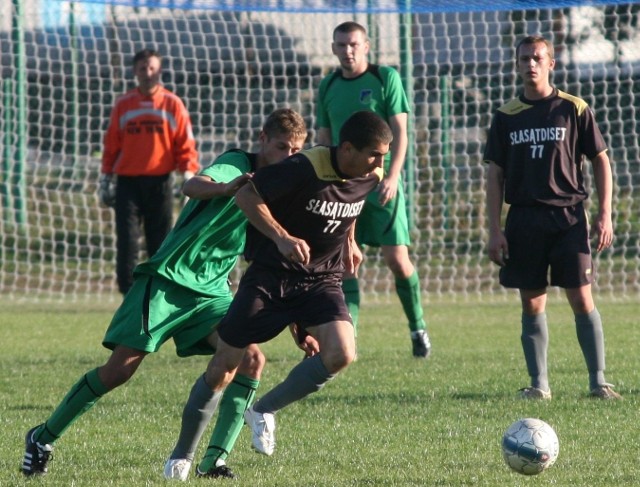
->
[98,174,116,208]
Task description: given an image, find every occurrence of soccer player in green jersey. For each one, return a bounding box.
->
[316,21,431,358]
[21,109,309,480]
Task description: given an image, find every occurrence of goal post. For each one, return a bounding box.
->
[1,0,638,301]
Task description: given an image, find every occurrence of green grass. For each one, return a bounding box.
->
[1,298,638,486]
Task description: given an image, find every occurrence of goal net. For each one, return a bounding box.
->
[1,0,638,301]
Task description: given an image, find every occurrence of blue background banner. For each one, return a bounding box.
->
[53,0,639,14]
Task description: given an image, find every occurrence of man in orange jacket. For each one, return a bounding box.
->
[100,48,200,294]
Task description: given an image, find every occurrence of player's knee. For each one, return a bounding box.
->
[383,248,414,277]
[238,344,266,377]
[205,351,242,391]
[322,347,355,374]
[387,259,414,278]
[98,365,135,390]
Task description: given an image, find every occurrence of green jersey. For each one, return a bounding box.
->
[134,150,256,296]
[317,64,410,169]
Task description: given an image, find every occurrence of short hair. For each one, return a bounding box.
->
[516,35,554,60]
[338,111,392,150]
[132,49,162,67]
[333,21,368,41]
[262,108,308,141]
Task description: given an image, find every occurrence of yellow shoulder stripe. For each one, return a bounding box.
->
[556,90,589,116]
[497,98,531,115]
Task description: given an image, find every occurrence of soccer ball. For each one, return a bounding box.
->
[501,418,559,475]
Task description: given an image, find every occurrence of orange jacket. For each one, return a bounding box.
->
[102,86,200,176]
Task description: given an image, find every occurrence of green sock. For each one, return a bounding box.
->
[395,271,426,332]
[36,368,109,444]
[199,374,259,471]
[342,278,360,335]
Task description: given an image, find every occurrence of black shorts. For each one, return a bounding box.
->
[217,264,352,348]
[500,204,594,290]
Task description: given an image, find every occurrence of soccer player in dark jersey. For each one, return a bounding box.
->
[191,111,392,472]
[483,35,621,401]
[317,21,431,358]
[21,109,311,480]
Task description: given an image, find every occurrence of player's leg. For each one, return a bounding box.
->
[22,345,147,476]
[565,286,621,399]
[114,176,142,294]
[205,344,264,463]
[142,174,173,258]
[167,342,264,480]
[500,206,552,399]
[518,288,551,399]
[341,270,360,333]
[23,275,190,476]
[195,339,248,475]
[549,208,619,398]
[247,319,354,454]
[162,291,239,480]
[381,244,431,358]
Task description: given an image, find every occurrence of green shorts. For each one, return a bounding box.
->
[102,275,233,357]
[355,183,411,247]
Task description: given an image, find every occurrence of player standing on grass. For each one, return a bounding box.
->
[190,111,391,473]
[484,35,622,400]
[316,21,431,358]
[22,109,311,480]
[100,49,200,295]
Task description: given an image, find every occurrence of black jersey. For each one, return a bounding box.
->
[483,89,607,207]
[244,145,383,275]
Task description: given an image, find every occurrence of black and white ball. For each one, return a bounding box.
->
[502,418,559,475]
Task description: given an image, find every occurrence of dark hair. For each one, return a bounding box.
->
[262,108,308,141]
[339,111,392,150]
[516,35,554,60]
[333,21,368,40]
[132,49,162,67]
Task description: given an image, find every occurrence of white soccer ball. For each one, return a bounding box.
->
[501,418,559,475]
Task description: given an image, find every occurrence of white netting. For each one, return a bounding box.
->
[1,0,639,301]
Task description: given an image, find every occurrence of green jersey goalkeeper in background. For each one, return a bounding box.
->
[21,109,310,481]
[316,21,431,358]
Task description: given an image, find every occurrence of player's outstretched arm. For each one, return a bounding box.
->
[183,173,252,200]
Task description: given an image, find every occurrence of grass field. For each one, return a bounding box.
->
[1,297,638,486]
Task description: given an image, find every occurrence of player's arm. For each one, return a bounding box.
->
[183,173,252,200]
[235,182,311,264]
[342,222,362,276]
[486,161,508,266]
[316,127,333,146]
[590,150,614,252]
[377,112,407,205]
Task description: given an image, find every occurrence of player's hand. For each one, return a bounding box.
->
[488,230,509,267]
[592,212,614,252]
[343,238,363,276]
[289,324,320,357]
[299,335,320,357]
[224,173,253,197]
[377,176,398,206]
[279,236,311,265]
